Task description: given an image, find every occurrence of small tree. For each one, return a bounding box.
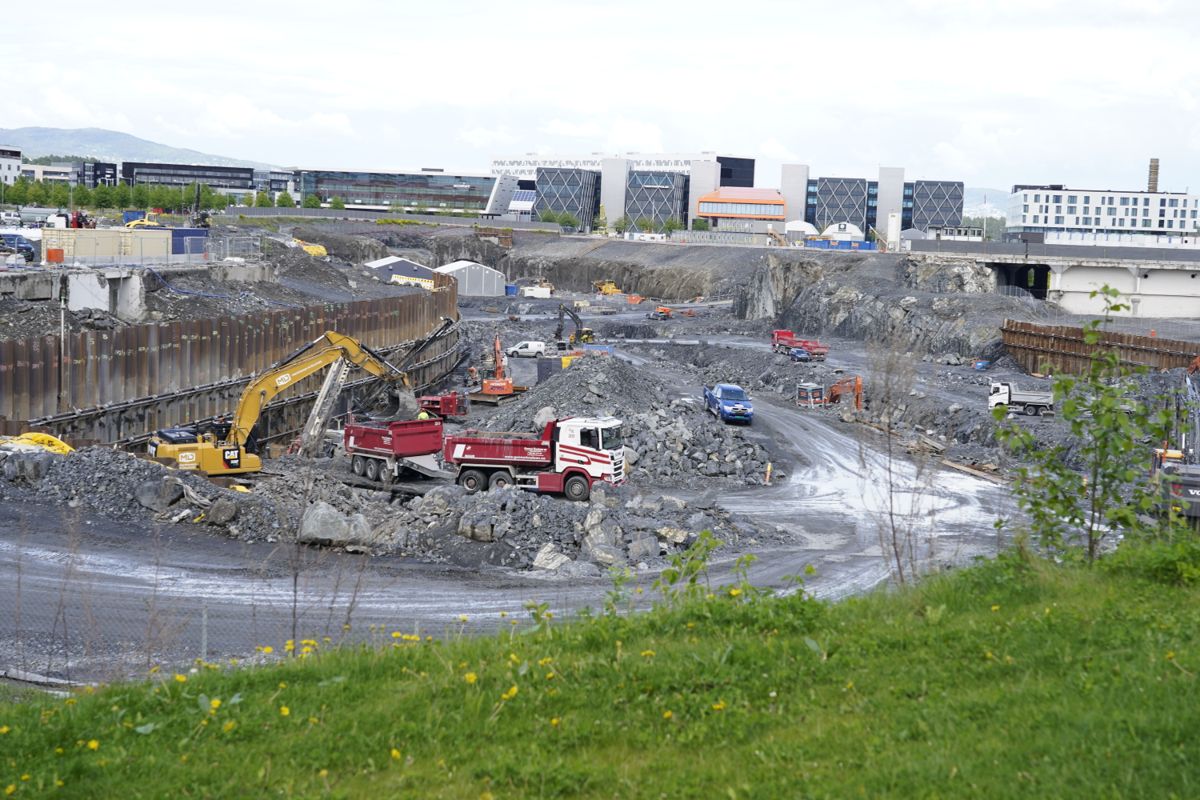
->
[276,191,295,208]
[50,182,70,208]
[557,212,580,229]
[996,285,1182,562]
[91,184,114,209]
[27,181,48,205]
[538,208,561,223]
[6,178,29,206]
[302,194,321,208]
[692,218,710,231]
[613,215,632,234]
[131,184,150,209]
[255,191,273,208]
[329,196,345,210]
[663,217,683,236]
[72,184,93,208]
[637,217,655,233]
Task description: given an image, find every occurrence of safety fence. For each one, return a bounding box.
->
[1001,319,1200,374]
[0,273,459,439]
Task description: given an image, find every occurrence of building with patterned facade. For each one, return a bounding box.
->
[531,168,601,231]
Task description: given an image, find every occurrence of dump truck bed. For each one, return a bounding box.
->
[442,430,553,468]
[343,418,444,458]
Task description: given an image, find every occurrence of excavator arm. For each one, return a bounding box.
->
[230,331,408,446]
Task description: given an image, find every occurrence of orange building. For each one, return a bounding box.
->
[695,187,787,230]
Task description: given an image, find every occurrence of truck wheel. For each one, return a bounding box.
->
[488,471,512,490]
[364,458,381,482]
[458,469,487,493]
[351,455,365,476]
[564,474,590,502]
[1025,405,1040,417]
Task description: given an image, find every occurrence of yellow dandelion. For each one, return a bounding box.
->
[991,605,1000,612]
[550,717,560,727]
[222,720,237,733]
[300,646,313,655]
[173,674,187,683]
[985,651,995,661]
[323,636,331,644]
[210,698,222,711]
[148,665,160,674]
[501,685,519,701]
[663,710,673,720]
[87,739,99,751]
[55,780,64,788]
[711,700,726,712]
[458,614,469,623]
[64,698,76,706]
[279,706,290,717]
[729,587,742,598]
[464,672,478,685]
[640,649,655,658]
[18,776,28,782]
[278,682,287,689]
[1167,651,1176,661]
[390,747,402,760]
[308,717,319,725]
[538,657,552,667]
[0,726,8,735]
[318,769,328,778]
[4,785,13,797]
[391,631,402,639]
[54,747,63,755]
[261,646,273,655]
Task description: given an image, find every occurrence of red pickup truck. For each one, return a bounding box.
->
[771,329,829,360]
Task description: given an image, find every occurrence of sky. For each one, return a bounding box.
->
[8,0,1199,191]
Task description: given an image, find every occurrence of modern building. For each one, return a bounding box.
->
[624,171,690,230]
[80,162,118,188]
[254,169,295,194]
[295,168,516,216]
[506,189,536,221]
[694,187,786,232]
[19,163,74,184]
[494,152,752,231]
[120,162,256,191]
[1005,183,1200,242]
[434,260,506,297]
[778,165,962,236]
[531,168,601,230]
[0,145,19,186]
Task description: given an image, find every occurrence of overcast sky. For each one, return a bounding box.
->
[11,0,1197,191]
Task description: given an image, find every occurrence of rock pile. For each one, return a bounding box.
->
[479,354,771,486]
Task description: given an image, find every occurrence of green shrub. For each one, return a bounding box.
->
[1103,537,1200,585]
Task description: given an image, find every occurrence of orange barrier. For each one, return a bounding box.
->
[46,248,64,264]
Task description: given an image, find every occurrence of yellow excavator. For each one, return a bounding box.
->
[148,331,413,475]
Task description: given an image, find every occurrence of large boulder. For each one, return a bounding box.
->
[206,498,239,526]
[457,508,496,542]
[135,477,185,513]
[532,543,571,571]
[298,501,350,545]
[533,406,557,430]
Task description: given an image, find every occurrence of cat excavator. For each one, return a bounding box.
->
[554,303,594,350]
[148,332,414,475]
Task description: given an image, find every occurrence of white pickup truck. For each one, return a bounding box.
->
[989,381,1054,416]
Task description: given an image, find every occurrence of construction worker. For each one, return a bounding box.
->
[417,409,432,421]
[467,365,479,385]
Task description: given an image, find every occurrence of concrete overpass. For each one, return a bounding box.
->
[908,240,1200,317]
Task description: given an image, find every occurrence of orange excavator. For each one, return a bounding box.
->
[828,375,864,410]
[482,335,513,395]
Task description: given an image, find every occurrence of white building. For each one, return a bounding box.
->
[1007,184,1200,241]
[20,163,75,184]
[434,260,506,297]
[490,152,727,180]
[0,145,20,186]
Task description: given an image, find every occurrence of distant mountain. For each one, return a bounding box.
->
[0,127,274,168]
[964,187,1009,219]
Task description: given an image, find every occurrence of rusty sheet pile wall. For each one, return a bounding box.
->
[0,274,458,441]
[1002,319,1200,374]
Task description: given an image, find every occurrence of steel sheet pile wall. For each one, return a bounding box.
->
[1002,319,1200,374]
[0,274,459,441]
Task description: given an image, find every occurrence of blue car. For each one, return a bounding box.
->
[0,234,35,262]
[703,383,754,425]
[788,347,812,362]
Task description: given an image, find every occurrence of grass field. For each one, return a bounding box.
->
[1,549,1198,798]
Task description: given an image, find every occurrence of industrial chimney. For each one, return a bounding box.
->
[1148,158,1160,193]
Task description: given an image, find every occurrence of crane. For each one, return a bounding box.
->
[148,331,414,475]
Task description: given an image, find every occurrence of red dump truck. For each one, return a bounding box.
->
[343,417,448,482]
[771,330,829,360]
[442,416,625,501]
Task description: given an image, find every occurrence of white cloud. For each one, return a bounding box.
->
[758,138,799,162]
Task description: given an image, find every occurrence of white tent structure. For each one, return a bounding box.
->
[434,260,506,296]
[821,222,865,242]
[784,220,820,237]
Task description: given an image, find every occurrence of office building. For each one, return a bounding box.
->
[121,162,256,191]
[19,163,74,184]
[1006,184,1200,242]
[778,165,962,235]
[624,171,690,230]
[532,168,601,230]
[0,145,19,186]
[255,169,295,194]
[296,168,516,216]
[80,162,118,187]
[694,187,786,232]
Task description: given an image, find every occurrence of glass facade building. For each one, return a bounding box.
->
[717,156,755,188]
[120,162,255,190]
[532,168,601,231]
[296,169,497,212]
[625,171,689,230]
[80,161,118,187]
[908,181,965,231]
[802,175,963,233]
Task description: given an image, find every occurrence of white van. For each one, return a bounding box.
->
[507,341,546,358]
[0,211,20,227]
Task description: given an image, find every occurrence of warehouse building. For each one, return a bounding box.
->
[364,256,437,290]
[434,260,506,296]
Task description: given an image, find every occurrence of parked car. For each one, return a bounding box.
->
[507,341,546,358]
[0,234,35,262]
[788,347,812,362]
[0,211,21,227]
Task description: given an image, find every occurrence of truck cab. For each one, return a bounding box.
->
[704,383,754,425]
